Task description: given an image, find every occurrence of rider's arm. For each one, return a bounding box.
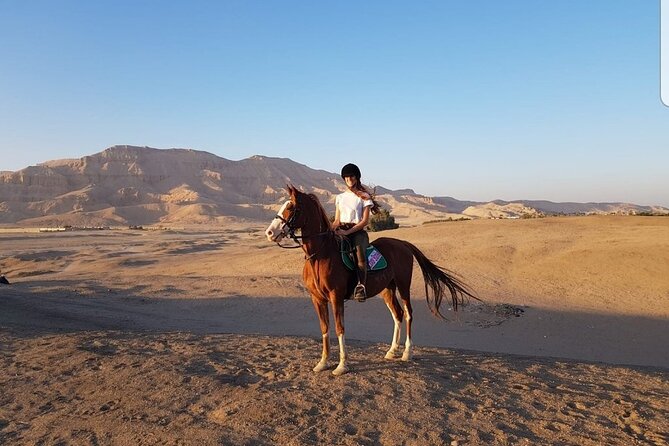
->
[332,206,341,230]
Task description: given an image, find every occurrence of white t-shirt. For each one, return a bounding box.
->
[336,190,373,224]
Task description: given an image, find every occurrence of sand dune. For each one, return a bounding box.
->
[1,216,668,445]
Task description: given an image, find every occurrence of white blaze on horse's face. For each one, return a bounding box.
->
[265,200,292,242]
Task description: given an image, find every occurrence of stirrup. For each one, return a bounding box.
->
[353,283,367,302]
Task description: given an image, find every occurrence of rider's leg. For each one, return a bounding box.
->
[353,231,369,301]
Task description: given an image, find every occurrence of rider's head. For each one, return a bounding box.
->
[340,163,361,181]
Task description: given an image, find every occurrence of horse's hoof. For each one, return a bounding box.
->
[332,364,349,376]
[401,351,413,361]
[384,350,397,360]
[313,361,328,373]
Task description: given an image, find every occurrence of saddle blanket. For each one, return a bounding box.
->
[342,245,388,271]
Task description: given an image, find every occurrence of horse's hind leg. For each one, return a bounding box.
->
[397,285,414,361]
[380,285,404,359]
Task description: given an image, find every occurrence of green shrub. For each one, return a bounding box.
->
[369,208,399,232]
[423,217,469,224]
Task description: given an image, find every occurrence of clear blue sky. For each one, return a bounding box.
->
[1,1,667,206]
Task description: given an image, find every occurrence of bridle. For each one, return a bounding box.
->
[273,205,303,249]
[271,196,332,257]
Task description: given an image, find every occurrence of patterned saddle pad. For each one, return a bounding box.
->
[341,245,388,271]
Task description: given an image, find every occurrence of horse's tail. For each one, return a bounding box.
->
[403,241,479,318]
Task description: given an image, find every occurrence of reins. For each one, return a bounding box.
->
[272,192,358,263]
[273,217,354,265]
[272,209,331,259]
[273,228,332,250]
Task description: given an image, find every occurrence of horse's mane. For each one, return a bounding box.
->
[306,193,332,232]
[287,185,332,232]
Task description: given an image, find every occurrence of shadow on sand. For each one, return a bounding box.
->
[1,278,668,370]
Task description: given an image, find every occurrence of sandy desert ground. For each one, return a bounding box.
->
[1,216,668,445]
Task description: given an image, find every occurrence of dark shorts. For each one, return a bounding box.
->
[338,224,369,248]
[348,229,369,251]
[340,226,369,267]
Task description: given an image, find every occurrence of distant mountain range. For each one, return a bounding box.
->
[1,145,666,226]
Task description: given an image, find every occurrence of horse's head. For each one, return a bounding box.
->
[265,185,304,243]
[266,185,332,244]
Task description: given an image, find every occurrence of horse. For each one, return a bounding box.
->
[265,185,477,376]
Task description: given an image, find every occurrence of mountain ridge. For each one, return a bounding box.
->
[1,145,666,226]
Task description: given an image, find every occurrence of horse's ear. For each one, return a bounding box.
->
[286,184,296,199]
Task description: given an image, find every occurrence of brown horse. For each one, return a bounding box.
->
[265,185,477,375]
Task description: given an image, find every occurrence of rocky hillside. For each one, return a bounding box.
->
[0,146,666,226]
[0,146,338,226]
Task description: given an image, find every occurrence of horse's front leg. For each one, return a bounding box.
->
[311,296,330,372]
[331,297,349,376]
